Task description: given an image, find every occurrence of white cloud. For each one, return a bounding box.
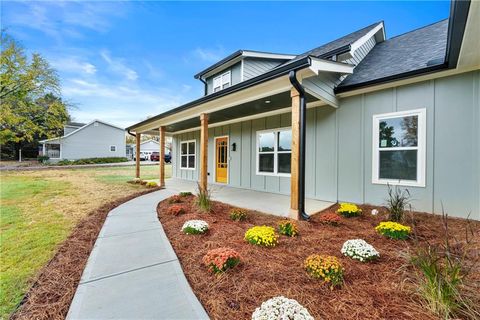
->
[51,57,97,75]
[4,1,125,41]
[100,50,138,81]
[63,78,186,127]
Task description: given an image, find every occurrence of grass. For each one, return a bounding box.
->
[0,164,171,319]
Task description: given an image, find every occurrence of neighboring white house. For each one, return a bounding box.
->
[39,120,126,161]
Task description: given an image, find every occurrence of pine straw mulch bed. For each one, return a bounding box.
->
[157,195,480,320]
[11,187,162,320]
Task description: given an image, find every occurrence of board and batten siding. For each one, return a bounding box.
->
[172,70,479,219]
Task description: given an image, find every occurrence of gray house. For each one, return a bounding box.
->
[128,0,479,220]
[40,120,126,161]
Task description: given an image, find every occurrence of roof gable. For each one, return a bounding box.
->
[338,19,449,89]
[40,120,124,143]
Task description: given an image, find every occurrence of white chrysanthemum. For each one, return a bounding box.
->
[252,296,314,320]
[181,220,209,234]
[341,239,379,262]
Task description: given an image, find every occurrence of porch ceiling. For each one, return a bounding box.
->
[164,91,318,133]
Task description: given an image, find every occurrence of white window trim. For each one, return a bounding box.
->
[256,127,291,177]
[372,108,426,187]
[213,70,231,92]
[45,143,61,159]
[110,145,116,152]
[180,139,196,170]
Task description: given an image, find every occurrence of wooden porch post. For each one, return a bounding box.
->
[159,126,166,187]
[290,87,300,220]
[135,133,141,179]
[200,113,209,192]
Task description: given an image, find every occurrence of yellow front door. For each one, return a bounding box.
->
[215,137,228,183]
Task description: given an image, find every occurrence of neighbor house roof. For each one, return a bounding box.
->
[40,120,125,143]
[65,122,86,127]
[337,19,449,91]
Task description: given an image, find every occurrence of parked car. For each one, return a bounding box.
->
[164,152,171,163]
[150,151,172,163]
[150,152,160,161]
[134,151,149,161]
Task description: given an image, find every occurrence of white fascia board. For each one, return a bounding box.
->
[308,56,354,75]
[350,22,385,56]
[242,51,296,60]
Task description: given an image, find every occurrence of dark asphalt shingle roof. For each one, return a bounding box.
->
[281,22,383,67]
[339,19,449,88]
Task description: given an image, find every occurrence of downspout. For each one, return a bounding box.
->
[199,77,208,96]
[289,70,310,221]
[127,129,136,137]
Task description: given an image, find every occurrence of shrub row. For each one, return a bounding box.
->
[55,157,129,165]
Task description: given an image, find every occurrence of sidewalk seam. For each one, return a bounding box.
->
[80,259,178,285]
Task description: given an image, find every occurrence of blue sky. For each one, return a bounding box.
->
[2,1,450,128]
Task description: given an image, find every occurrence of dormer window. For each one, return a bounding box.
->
[213,71,231,92]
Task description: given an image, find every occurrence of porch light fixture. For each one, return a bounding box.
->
[231,142,237,152]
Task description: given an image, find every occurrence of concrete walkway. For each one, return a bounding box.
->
[67,190,209,320]
[165,178,334,217]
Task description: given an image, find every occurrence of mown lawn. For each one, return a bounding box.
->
[0,164,171,319]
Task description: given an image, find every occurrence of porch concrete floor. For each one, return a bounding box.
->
[164,178,334,217]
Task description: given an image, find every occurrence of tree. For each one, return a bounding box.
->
[0,31,70,160]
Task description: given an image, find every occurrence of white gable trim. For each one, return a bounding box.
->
[308,57,354,75]
[350,22,385,58]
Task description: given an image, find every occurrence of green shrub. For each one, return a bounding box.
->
[37,155,49,163]
[55,157,128,166]
[229,208,248,221]
[179,191,193,197]
[56,159,72,166]
[385,184,411,222]
[278,220,298,237]
[196,183,212,212]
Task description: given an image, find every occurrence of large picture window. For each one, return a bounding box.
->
[180,140,196,170]
[256,128,291,176]
[372,109,426,187]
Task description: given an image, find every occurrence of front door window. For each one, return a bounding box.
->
[215,137,228,183]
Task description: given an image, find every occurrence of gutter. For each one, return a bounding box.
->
[127,129,136,137]
[288,70,310,221]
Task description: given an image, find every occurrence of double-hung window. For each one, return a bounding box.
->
[180,140,196,170]
[213,71,231,92]
[256,128,291,176]
[372,108,426,187]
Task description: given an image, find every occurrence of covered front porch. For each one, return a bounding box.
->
[128,57,354,220]
[164,178,334,217]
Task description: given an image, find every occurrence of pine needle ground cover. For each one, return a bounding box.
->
[157,198,480,320]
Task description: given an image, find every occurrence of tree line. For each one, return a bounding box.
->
[1,30,71,161]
